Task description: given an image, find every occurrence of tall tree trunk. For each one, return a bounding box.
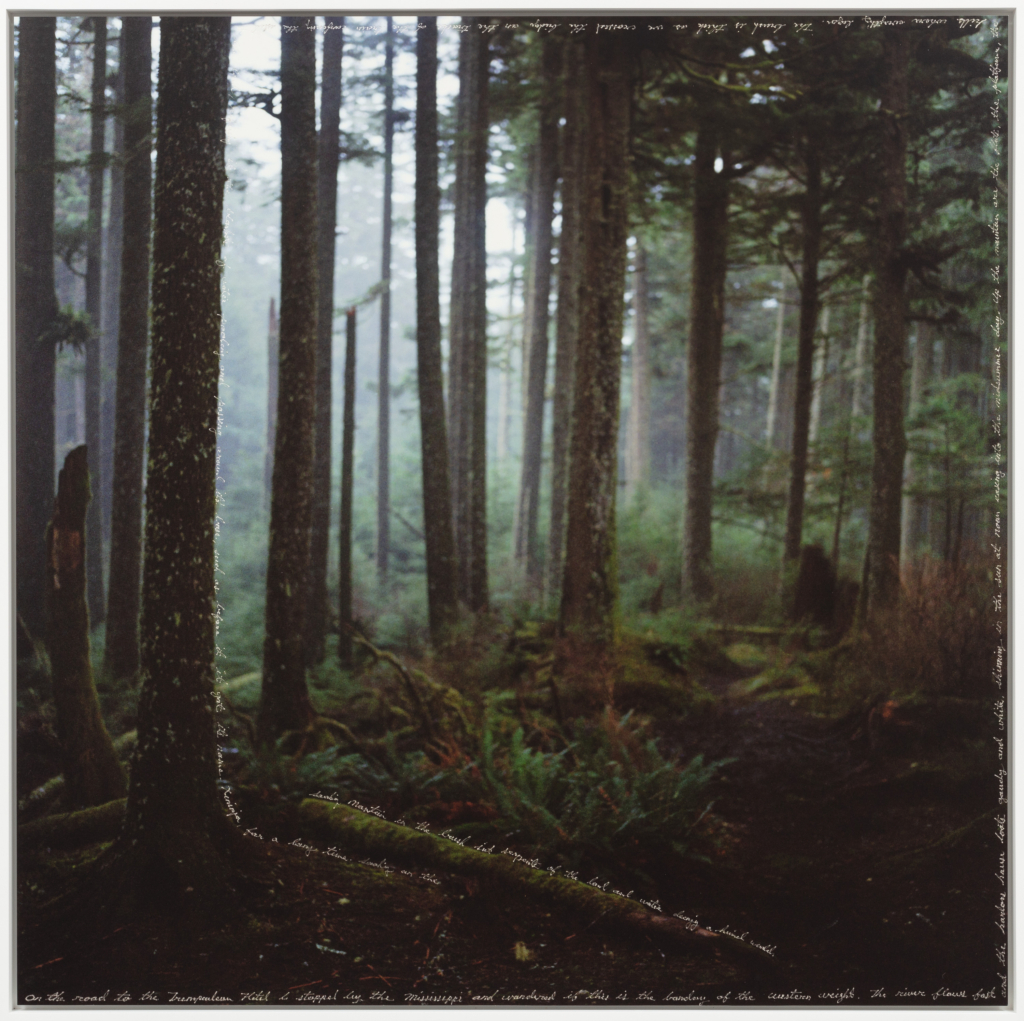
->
[900,321,932,565]
[850,273,871,418]
[808,304,830,444]
[415,17,459,645]
[681,121,729,601]
[782,147,822,567]
[515,36,561,587]
[764,283,785,446]
[546,38,585,607]
[448,19,489,612]
[16,16,58,641]
[559,29,631,642]
[104,16,152,683]
[306,15,343,667]
[496,222,517,463]
[626,243,652,497]
[337,308,356,669]
[84,16,107,626]
[377,18,394,588]
[100,28,124,551]
[259,18,319,747]
[47,445,126,807]
[112,16,240,916]
[264,297,278,507]
[866,30,911,614]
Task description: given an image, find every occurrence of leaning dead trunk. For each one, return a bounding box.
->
[559,29,631,642]
[259,18,319,746]
[47,446,126,809]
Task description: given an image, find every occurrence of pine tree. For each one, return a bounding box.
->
[259,17,319,747]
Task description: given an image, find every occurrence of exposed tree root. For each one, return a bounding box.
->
[18,798,126,850]
[297,798,775,965]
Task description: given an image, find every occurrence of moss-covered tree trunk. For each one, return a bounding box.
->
[546,37,585,609]
[264,296,278,507]
[448,18,489,612]
[104,16,152,683]
[559,29,631,642]
[84,16,107,626]
[15,16,58,641]
[901,321,932,564]
[100,29,124,549]
[338,308,356,669]
[111,18,241,916]
[415,18,459,646]
[626,243,652,497]
[681,120,728,602]
[515,36,561,588]
[259,18,319,746]
[866,30,911,614]
[47,446,126,808]
[306,15,343,666]
[782,146,822,568]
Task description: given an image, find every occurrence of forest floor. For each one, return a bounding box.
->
[16,642,1004,1008]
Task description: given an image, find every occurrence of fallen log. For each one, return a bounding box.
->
[18,798,126,851]
[298,798,774,965]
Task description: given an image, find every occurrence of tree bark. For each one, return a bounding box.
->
[515,36,561,587]
[259,18,319,747]
[900,321,932,565]
[682,121,729,602]
[16,16,58,641]
[415,18,459,646]
[626,243,652,497]
[808,304,830,445]
[104,16,152,683]
[559,29,631,642]
[264,297,278,507]
[100,28,124,551]
[764,284,786,447]
[866,30,911,614]
[338,308,356,669]
[47,445,126,808]
[782,147,822,566]
[546,38,585,608]
[306,15,343,666]
[84,17,107,626]
[448,19,490,612]
[112,16,240,916]
[851,273,871,418]
[377,18,395,589]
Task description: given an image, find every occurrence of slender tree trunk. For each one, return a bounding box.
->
[866,30,911,614]
[626,243,651,497]
[559,29,631,642]
[48,446,126,807]
[782,147,822,567]
[377,17,394,588]
[104,16,152,683]
[515,36,561,587]
[851,273,871,418]
[100,30,124,551]
[496,225,516,463]
[546,38,585,607]
[84,16,107,627]
[415,18,459,645]
[808,304,830,444]
[900,321,932,565]
[264,297,278,508]
[681,121,729,601]
[259,18,319,747]
[306,16,343,666]
[448,19,489,611]
[16,17,58,641]
[113,16,240,916]
[764,283,785,446]
[338,308,356,669]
